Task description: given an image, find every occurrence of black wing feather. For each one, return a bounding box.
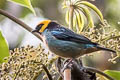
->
[50,27,97,45]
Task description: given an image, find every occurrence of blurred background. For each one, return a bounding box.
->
[0,0,120,71]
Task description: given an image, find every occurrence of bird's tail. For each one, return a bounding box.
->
[96,46,116,53]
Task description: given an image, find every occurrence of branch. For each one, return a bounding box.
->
[101,35,120,42]
[64,69,71,80]
[32,61,53,80]
[58,59,114,80]
[70,59,92,80]
[85,67,115,80]
[42,64,53,80]
[0,9,42,41]
[57,59,93,80]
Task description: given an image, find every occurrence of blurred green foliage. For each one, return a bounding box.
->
[8,0,35,15]
[104,70,120,80]
[0,31,9,63]
[105,0,120,30]
[0,0,6,9]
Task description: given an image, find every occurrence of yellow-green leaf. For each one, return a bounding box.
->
[62,2,67,9]
[104,70,120,80]
[73,14,77,27]
[75,10,84,32]
[79,1,103,22]
[0,31,9,63]
[8,0,36,15]
[65,10,70,24]
[80,7,94,27]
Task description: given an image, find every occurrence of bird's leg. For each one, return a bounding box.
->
[61,58,74,72]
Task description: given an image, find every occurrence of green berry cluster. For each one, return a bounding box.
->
[0,45,58,80]
[82,20,120,63]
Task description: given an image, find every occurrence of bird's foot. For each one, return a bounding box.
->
[61,58,74,72]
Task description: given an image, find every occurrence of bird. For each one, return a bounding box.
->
[32,20,116,58]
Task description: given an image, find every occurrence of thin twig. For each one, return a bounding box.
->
[85,67,115,80]
[33,61,53,80]
[101,35,120,42]
[0,9,42,41]
[42,64,53,80]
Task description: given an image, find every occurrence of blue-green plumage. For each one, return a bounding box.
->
[42,30,98,58]
[32,21,116,58]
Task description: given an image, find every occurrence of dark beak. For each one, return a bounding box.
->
[32,29,41,34]
[32,29,38,33]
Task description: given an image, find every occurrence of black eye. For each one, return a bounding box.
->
[36,24,44,30]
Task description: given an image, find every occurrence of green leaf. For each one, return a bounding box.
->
[75,10,84,32]
[80,7,94,27]
[65,9,70,24]
[8,0,36,15]
[73,14,77,28]
[0,31,9,63]
[104,70,120,80]
[79,1,103,22]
